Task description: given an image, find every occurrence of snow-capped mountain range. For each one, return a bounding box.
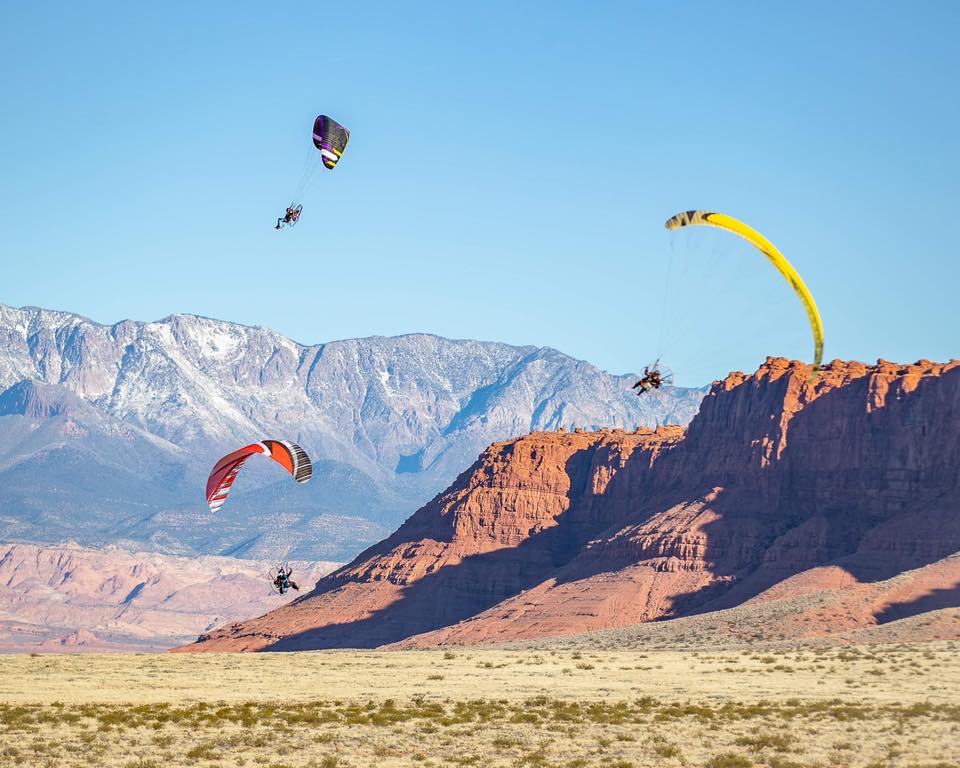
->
[0,304,706,560]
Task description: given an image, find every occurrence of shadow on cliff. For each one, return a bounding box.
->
[667,366,960,616]
[874,581,960,624]
[263,441,628,650]
[546,366,960,621]
[265,366,959,650]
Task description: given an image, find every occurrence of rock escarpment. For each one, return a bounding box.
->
[183,358,960,651]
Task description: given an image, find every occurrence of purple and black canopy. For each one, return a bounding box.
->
[312,115,350,169]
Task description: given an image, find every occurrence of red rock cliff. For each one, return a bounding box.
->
[181,358,960,651]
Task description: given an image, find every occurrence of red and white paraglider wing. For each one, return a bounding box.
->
[205,440,312,513]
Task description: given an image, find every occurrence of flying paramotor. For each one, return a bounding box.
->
[276,114,350,230]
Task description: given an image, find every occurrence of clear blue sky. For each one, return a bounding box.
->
[1,1,957,384]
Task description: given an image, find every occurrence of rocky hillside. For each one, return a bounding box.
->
[0,542,338,652]
[0,304,704,560]
[501,553,960,650]
[183,357,960,651]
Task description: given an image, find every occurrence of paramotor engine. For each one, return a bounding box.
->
[632,360,673,395]
[267,563,300,595]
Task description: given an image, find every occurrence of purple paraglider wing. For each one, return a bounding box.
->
[312,115,350,169]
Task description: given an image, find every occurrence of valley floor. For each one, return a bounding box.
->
[1,643,958,768]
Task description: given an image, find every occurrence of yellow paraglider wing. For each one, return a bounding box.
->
[664,210,824,379]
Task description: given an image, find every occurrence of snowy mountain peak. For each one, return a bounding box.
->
[0,303,706,560]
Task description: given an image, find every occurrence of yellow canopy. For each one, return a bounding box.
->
[665,210,824,378]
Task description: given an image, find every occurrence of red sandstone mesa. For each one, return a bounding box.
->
[180,358,960,652]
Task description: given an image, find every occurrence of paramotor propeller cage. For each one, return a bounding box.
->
[633,358,674,395]
[268,562,292,595]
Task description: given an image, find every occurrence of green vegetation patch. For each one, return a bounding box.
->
[3,696,959,732]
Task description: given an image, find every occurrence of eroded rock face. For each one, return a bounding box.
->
[183,358,960,651]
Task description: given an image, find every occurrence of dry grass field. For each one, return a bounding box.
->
[1,643,958,768]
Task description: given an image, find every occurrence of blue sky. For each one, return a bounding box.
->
[1,1,957,384]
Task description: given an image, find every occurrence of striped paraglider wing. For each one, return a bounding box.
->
[205,440,313,513]
[312,115,350,169]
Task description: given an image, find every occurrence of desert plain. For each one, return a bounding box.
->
[2,642,958,768]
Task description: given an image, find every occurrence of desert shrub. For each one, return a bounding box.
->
[516,741,553,767]
[706,752,753,768]
[185,742,218,760]
[735,732,795,753]
[831,740,853,751]
[765,758,804,768]
[652,742,681,758]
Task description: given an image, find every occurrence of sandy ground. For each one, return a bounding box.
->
[2,643,958,767]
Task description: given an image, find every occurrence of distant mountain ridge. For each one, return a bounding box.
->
[0,541,339,652]
[0,304,706,560]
